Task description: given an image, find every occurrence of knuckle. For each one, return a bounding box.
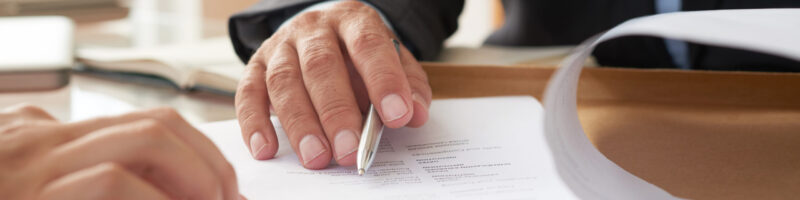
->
[94,163,129,192]
[259,37,277,51]
[0,124,46,171]
[351,31,387,55]
[301,45,337,67]
[148,107,181,120]
[245,56,267,72]
[290,10,323,28]
[8,104,53,120]
[237,106,258,122]
[280,109,317,133]
[297,10,323,21]
[267,43,296,66]
[365,67,404,87]
[317,99,359,126]
[236,81,257,102]
[266,64,302,92]
[301,53,340,80]
[252,37,281,65]
[237,108,262,132]
[236,76,265,102]
[299,33,338,66]
[257,38,289,62]
[1,121,40,134]
[132,119,170,142]
[144,107,186,129]
[0,121,57,142]
[15,104,44,114]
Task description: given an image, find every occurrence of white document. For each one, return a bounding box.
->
[200,97,578,199]
[543,9,800,200]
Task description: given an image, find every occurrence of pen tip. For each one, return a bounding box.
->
[358,169,365,176]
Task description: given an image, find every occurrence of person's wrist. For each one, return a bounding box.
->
[279,1,396,35]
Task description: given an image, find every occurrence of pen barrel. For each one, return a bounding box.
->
[356,104,384,174]
[356,39,398,174]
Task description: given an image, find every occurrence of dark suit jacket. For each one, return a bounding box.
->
[229,0,800,72]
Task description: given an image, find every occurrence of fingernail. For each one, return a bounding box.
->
[249,132,268,159]
[334,130,358,160]
[412,93,428,109]
[380,93,408,121]
[299,135,326,165]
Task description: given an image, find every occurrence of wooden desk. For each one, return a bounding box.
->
[425,63,800,199]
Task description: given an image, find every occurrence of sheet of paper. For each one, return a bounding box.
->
[200,96,578,199]
[543,9,800,200]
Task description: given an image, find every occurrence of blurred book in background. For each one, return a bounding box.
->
[77,37,244,95]
[0,16,73,92]
[0,0,128,22]
[1,0,255,94]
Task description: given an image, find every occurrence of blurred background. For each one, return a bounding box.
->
[0,0,504,47]
[0,0,569,124]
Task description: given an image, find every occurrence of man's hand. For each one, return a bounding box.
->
[0,105,239,200]
[235,1,431,169]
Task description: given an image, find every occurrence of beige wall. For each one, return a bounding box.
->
[203,0,258,20]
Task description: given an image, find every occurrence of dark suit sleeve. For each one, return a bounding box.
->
[228,0,464,63]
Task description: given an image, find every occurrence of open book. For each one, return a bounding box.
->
[77,37,244,94]
[198,9,800,200]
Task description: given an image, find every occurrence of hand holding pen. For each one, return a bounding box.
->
[234,1,433,169]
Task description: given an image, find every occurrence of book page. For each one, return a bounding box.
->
[191,64,243,94]
[199,97,578,199]
[543,9,800,200]
[77,37,242,89]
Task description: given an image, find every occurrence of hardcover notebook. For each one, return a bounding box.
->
[77,37,243,94]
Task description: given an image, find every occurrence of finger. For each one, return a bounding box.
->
[397,43,432,127]
[266,42,332,169]
[47,119,224,200]
[342,50,371,114]
[296,28,362,166]
[236,51,280,161]
[39,163,170,200]
[337,13,414,128]
[62,108,239,200]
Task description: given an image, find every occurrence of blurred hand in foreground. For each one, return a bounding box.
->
[0,105,239,200]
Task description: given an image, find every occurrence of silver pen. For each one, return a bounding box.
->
[356,104,384,176]
[357,39,401,176]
